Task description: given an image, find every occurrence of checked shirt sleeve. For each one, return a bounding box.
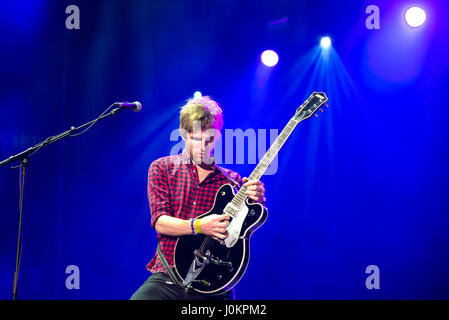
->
[147,160,173,229]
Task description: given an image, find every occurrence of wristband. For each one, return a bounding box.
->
[190,218,196,235]
[194,218,202,234]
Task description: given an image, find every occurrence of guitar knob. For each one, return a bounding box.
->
[217,274,222,280]
[249,209,255,216]
[221,191,226,196]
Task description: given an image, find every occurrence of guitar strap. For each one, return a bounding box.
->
[157,243,191,292]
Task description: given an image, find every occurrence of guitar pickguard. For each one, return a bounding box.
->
[224,204,248,248]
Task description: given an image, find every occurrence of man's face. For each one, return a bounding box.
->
[185,127,221,165]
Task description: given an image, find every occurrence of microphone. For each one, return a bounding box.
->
[114,101,142,112]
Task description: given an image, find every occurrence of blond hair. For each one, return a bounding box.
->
[179,96,224,136]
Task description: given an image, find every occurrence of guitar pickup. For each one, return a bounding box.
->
[209,258,233,272]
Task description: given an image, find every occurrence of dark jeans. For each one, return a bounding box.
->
[130,273,235,300]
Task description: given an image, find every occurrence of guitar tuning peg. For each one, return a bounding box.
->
[319,108,324,112]
[325,103,329,108]
[314,114,319,118]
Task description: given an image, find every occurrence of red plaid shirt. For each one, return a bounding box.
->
[146,151,243,274]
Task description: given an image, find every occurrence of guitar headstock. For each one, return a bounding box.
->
[293,92,328,122]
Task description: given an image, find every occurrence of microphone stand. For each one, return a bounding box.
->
[0,105,124,300]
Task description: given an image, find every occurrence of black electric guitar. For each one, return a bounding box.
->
[173,92,328,294]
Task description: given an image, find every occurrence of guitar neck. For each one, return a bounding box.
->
[231,117,300,207]
[229,91,328,209]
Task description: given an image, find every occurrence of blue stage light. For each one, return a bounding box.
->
[320,36,332,49]
[261,50,279,67]
[405,6,426,28]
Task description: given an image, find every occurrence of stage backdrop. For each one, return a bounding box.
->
[1,0,448,299]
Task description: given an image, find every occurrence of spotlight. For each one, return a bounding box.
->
[193,91,202,98]
[320,36,331,49]
[405,6,426,27]
[261,50,279,67]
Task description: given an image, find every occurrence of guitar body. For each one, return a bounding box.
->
[173,184,268,295]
